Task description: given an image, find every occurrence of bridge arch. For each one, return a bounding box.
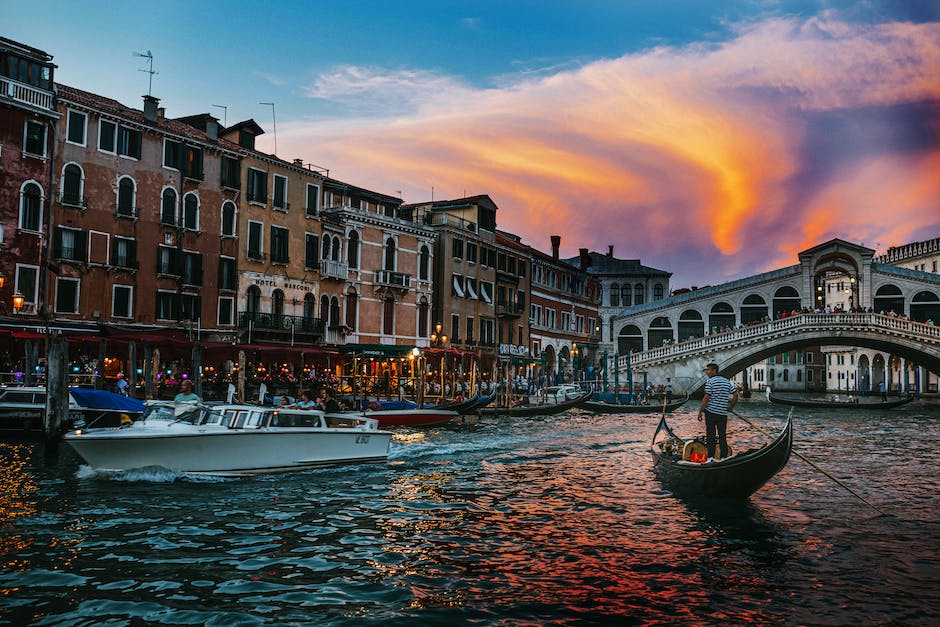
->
[618,324,643,354]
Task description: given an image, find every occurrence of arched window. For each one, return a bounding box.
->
[609,283,620,307]
[874,284,905,315]
[347,231,360,269]
[383,296,395,334]
[384,238,397,271]
[330,296,340,326]
[62,163,83,206]
[772,285,801,316]
[19,182,43,231]
[709,302,735,332]
[331,235,341,262]
[246,285,261,316]
[418,297,429,337]
[741,294,768,324]
[617,324,644,353]
[622,284,632,307]
[345,288,358,330]
[648,316,674,347]
[418,245,430,281]
[678,309,705,341]
[221,201,236,236]
[271,289,284,318]
[303,293,317,325]
[653,284,665,300]
[161,188,177,225]
[910,290,940,323]
[117,176,136,217]
[183,193,199,231]
[320,294,330,325]
[321,236,331,261]
[634,283,645,305]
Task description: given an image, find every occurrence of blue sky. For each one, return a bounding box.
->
[5,1,939,285]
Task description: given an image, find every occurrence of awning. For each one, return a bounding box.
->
[11,330,45,340]
[339,343,416,357]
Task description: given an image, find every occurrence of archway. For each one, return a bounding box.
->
[858,354,871,393]
[910,290,940,323]
[542,345,557,384]
[741,294,768,324]
[708,302,735,333]
[558,346,571,383]
[772,286,801,317]
[678,310,704,341]
[618,324,643,354]
[874,284,904,315]
[648,316,674,347]
[871,353,886,390]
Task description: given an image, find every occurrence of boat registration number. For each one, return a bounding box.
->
[356,435,370,444]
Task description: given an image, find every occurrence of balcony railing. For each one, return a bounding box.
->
[319,259,348,280]
[238,312,325,335]
[375,269,412,289]
[496,303,524,318]
[0,77,55,111]
[423,212,477,232]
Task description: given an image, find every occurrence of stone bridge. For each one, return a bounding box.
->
[615,312,940,395]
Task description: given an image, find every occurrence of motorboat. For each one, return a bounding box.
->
[0,385,145,436]
[64,401,392,476]
[0,386,51,434]
[650,414,793,498]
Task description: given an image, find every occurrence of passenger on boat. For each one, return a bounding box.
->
[293,391,316,409]
[174,380,201,403]
[317,388,342,413]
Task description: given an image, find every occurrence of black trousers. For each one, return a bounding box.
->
[704,410,729,459]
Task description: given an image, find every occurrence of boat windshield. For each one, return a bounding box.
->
[142,403,203,424]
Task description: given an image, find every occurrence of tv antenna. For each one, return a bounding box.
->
[212,104,228,127]
[260,102,277,155]
[133,50,158,96]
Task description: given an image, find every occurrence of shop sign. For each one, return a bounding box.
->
[499,344,529,356]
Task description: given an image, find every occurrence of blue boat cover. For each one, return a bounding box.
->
[361,399,419,410]
[68,388,146,412]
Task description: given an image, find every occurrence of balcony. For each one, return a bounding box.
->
[423,212,477,233]
[375,269,412,290]
[238,312,325,337]
[319,259,348,280]
[0,76,55,112]
[496,303,524,318]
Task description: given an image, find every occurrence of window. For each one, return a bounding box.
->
[466,243,477,264]
[654,284,665,300]
[112,285,133,318]
[116,177,136,217]
[305,183,319,216]
[62,164,84,207]
[221,201,236,236]
[218,256,237,290]
[345,289,358,331]
[452,274,465,298]
[418,298,429,337]
[112,237,137,269]
[452,237,464,259]
[66,110,86,145]
[347,231,359,268]
[183,146,203,180]
[480,282,493,304]
[157,246,179,275]
[466,317,474,343]
[117,126,142,159]
[182,193,199,230]
[247,221,264,260]
[161,188,177,225]
[384,238,396,271]
[55,278,80,314]
[98,120,116,152]
[507,257,516,275]
[270,226,289,263]
[15,265,39,306]
[156,291,177,320]
[305,233,319,270]
[19,182,42,232]
[163,138,182,169]
[182,252,203,286]
[382,297,395,335]
[180,293,201,321]
[480,319,494,345]
[465,278,478,300]
[247,168,267,203]
[218,296,235,325]
[54,227,86,262]
[419,245,430,280]
[451,314,460,341]
[273,175,288,210]
[221,156,240,189]
[24,120,46,157]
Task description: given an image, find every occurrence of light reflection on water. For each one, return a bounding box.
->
[0,401,938,625]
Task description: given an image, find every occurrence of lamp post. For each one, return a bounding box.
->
[410,347,423,406]
[572,342,579,384]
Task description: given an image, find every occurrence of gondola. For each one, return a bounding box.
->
[650,414,793,498]
[579,394,689,414]
[422,394,481,414]
[768,393,914,410]
[478,390,593,417]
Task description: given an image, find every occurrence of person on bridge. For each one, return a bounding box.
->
[697,363,738,462]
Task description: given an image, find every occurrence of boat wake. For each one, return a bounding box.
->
[74,464,230,483]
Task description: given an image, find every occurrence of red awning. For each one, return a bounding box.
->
[11,330,45,340]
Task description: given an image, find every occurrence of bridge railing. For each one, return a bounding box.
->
[619,313,940,369]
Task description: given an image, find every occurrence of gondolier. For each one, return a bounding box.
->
[697,362,738,462]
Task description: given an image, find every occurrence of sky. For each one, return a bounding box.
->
[5,1,940,287]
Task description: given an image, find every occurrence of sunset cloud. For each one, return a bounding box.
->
[275,16,940,285]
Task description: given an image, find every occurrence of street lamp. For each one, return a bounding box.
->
[429,322,448,348]
[12,291,25,313]
[0,272,5,289]
[572,342,580,383]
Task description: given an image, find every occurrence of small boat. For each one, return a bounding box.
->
[768,393,914,410]
[650,414,793,498]
[64,402,391,476]
[421,394,481,414]
[0,386,51,434]
[0,386,140,435]
[478,390,594,417]
[580,394,690,414]
[357,407,460,427]
[68,388,146,428]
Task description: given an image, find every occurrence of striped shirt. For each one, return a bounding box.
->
[704,375,736,414]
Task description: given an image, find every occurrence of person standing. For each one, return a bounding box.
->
[115,373,129,396]
[697,362,738,461]
[879,380,887,402]
[174,379,201,403]
[665,377,673,401]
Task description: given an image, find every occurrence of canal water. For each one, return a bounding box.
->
[1,400,938,625]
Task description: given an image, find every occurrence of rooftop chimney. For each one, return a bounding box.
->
[551,235,560,261]
[157,107,165,120]
[579,248,589,271]
[143,95,160,122]
[293,158,304,166]
[608,244,614,257]
[205,116,218,141]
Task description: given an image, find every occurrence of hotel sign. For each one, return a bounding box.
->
[499,344,529,356]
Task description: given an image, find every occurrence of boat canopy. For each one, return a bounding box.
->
[68,388,145,412]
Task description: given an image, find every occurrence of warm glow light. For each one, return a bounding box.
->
[12,292,25,312]
[0,272,5,289]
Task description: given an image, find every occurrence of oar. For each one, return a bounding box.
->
[731,410,888,517]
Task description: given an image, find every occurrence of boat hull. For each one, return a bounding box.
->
[581,395,689,414]
[357,408,459,427]
[651,416,793,498]
[478,391,593,417]
[65,424,390,476]
[768,394,913,409]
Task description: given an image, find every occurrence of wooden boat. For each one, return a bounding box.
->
[353,407,459,427]
[580,394,689,414]
[65,402,391,476]
[422,394,482,415]
[768,393,914,410]
[650,414,793,498]
[478,390,593,417]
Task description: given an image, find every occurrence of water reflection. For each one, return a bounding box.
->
[0,442,38,570]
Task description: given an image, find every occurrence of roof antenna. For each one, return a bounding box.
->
[211,104,228,127]
[260,102,277,155]
[132,50,158,96]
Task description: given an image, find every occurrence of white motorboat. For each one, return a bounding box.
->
[64,401,392,476]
